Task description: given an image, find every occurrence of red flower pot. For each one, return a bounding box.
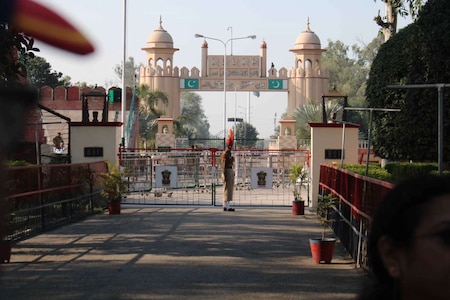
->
[292,200,305,215]
[108,201,121,214]
[309,238,336,264]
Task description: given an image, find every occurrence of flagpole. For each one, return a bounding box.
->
[121,0,127,147]
[247,91,250,123]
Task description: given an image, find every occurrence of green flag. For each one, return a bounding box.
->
[268,79,286,90]
[181,78,199,89]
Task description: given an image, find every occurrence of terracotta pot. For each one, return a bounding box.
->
[292,200,305,215]
[309,238,336,264]
[108,201,121,214]
[0,243,12,263]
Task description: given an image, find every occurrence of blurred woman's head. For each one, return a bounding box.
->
[366,175,450,300]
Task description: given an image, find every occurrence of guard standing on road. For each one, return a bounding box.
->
[221,129,235,212]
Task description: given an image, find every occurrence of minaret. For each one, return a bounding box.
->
[260,40,267,77]
[287,18,328,117]
[140,17,180,117]
[201,39,208,77]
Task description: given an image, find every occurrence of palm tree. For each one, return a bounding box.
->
[137,84,168,147]
[138,84,168,116]
[293,101,343,139]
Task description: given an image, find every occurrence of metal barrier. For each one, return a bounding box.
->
[318,164,394,269]
[119,148,310,207]
[4,161,108,242]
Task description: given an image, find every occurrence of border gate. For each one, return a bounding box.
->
[119,148,310,207]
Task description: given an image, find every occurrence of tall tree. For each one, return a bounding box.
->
[366,0,450,161]
[373,0,426,41]
[321,37,383,137]
[176,92,210,139]
[114,56,142,87]
[234,122,258,148]
[26,56,70,88]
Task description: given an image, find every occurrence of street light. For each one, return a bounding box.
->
[194,33,256,147]
[344,107,401,176]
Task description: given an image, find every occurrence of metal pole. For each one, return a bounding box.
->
[387,83,450,175]
[227,26,233,55]
[356,218,363,268]
[340,123,346,168]
[223,44,227,146]
[438,87,444,175]
[121,0,127,147]
[344,107,400,176]
[234,87,237,148]
[365,109,373,177]
[247,91,251,124]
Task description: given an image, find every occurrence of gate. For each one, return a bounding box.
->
[119,148,310,207]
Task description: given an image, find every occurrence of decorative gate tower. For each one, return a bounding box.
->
[140,18,329,121]
[287,19,329,117]
[140,17,181,118]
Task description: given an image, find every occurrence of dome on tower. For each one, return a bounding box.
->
[293,19,321,50]
[144,17,174,49]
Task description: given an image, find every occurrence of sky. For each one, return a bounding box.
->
[35,0,413,138]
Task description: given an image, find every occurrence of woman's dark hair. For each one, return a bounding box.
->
[359,174,450,299]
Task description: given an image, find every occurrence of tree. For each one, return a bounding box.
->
[373,0,426,41]
[321,36,384,138]
[234,122,258,148]
[114,56,142,87]
[366,0,450,161]
[176,92,210,139]
[293,102,343,140]
[26,56,70,88]
[137,85,169,146]
[0,24,38,87]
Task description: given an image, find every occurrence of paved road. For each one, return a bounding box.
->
[0,206,367,300]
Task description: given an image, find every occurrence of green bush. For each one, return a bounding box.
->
[343,164,392,182]
[6,160,32,166]
[384,162,437,182]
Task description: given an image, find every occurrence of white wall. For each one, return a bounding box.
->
[71,123,122,165]
[309,123,359,207]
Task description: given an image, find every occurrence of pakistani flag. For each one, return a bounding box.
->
[180,78,199,89]
[268,79,287,90]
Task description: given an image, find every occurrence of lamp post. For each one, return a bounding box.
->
[194,33,256,147]
[344,107,401,176]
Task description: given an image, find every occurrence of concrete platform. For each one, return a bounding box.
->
[0,206,367,299]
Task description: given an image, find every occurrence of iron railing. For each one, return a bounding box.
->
[3,161,108,242]
[318,164,394,269]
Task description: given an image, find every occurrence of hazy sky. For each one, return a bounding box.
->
[36,0,413,138]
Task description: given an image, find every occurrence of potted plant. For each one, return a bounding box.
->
[309,192,339,263]
[289,162,307,215]
[100,162,127,214]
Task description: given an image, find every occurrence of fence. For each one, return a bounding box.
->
[3,161,108,242]
[318,164,394,269]
[119,148,310,207]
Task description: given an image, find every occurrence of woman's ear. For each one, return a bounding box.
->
[378,235,402,279]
